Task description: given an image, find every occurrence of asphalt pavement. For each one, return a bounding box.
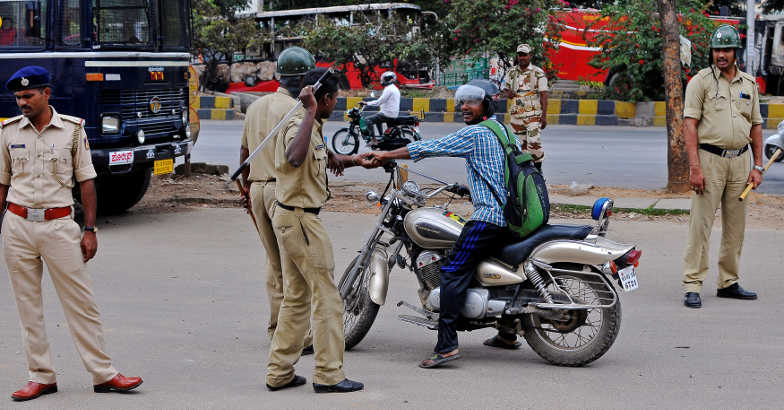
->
[189,120,784,195]
[1,208,781,409]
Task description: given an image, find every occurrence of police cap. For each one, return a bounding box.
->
[5,65,51,92]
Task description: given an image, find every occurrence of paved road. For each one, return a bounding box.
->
[191,120,784,195]
[1,208,781,409]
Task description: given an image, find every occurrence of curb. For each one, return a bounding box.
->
[196,95,243,120]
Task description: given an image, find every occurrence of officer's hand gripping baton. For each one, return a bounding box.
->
[739,148,782,201]
[229,68,333,182]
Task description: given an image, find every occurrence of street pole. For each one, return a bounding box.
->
[746,0,755,74]
[657,0,688,193]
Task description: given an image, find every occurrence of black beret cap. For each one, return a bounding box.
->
[6,65,51,92]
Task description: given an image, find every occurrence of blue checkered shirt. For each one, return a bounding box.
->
[407,118,512,227]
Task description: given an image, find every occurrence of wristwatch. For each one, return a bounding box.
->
[754,165,764,173]
[84,226,98,233]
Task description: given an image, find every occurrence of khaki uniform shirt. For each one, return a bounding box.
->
[241,87,303,182]
[275,116,329,209]
[684,65,763,149]
[0,107,97,208]
[502,64,549,118]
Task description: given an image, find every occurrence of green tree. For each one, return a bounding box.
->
[587,0,713,101]
[436,0,564,83]
[301,12,435,87]
[191,0,264,91]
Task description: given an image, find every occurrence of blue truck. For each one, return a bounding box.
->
[0,0,194,212]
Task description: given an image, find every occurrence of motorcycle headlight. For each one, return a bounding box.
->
[101,115,120,134]
[365,191,380,203]
[402,181,420,197]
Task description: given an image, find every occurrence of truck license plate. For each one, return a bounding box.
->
[109,150,134,165]
[618,266,639,292]
[153,159,173,175]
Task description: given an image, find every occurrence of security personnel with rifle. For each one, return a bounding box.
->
[240,46,315,354]
[682,25,763,308]
[0,66,142,401]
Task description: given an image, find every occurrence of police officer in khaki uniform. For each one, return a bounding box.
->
[682,25,763,308]
[0,66,142,401]
[501,43,549,171]
[240,47,314,353]
[266,68,372,393]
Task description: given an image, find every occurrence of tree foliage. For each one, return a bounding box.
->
[587,0,713,101]
[191,0,266,91]
[301,12,435,87]
[436,0,564,82]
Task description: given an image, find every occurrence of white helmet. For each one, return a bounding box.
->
[380,71,396,86]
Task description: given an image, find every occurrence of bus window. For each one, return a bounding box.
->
[0,0,47,48]
[60,0,80,46]
[160,0,187,49]
[92,0,150,46]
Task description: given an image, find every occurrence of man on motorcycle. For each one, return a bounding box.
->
[360,71,400,142]
[368,80,522,368]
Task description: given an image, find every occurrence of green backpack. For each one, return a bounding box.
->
[473,119,550,238]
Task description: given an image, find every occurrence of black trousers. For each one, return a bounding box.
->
[364,113,394,137]
[435,220,511,354]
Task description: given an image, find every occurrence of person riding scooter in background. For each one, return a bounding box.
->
[360,71,400,143]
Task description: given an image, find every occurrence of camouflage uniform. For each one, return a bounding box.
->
[502,64,549,163]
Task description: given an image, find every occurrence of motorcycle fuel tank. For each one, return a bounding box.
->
[404,208,465,249]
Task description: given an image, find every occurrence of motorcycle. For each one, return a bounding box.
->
[330,104,422,155]
[764,120,784,162]
[338,162,642,366]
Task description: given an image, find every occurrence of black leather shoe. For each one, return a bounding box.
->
[313,378,364,393]
[266,375,306,391]
[716,283,757,300]
[301,345,314,356]
[684,292,701,308]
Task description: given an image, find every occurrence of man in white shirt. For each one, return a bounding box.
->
[360,71,400,139]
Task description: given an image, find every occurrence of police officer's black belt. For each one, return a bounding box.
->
[276,202,320,215]
[699,143,749,158]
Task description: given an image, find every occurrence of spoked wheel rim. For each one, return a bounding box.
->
[332,129,358,155]
[342,264,368,329]
[531,275,605,351]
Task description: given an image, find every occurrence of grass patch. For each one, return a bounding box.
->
[552,203,689,216]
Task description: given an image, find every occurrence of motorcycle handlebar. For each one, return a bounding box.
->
[446,184,471,198]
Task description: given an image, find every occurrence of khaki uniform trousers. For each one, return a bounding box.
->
[682,150,751,292]
[510,112,544,163]
[1,212,118,385]
[250,181,312,345]
[267,207,345,387]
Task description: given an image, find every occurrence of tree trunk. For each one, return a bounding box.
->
[657,0,689,193]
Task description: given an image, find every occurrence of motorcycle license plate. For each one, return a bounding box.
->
[618,266,639,292]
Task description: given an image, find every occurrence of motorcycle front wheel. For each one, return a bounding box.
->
[340,255,380,350]
[332,127,359,155]
[522,265,622,367]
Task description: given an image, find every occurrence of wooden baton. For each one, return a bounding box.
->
[739,148,782,201]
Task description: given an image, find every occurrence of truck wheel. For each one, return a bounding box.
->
[97,168,152,214]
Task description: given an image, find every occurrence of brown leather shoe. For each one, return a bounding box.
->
[11,382,57,401]
[93,373,143,393]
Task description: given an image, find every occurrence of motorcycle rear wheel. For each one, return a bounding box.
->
[341,256,380,350]
[522,266,622,367]
[332,127,359,155]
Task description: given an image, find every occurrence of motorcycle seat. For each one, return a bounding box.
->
[385,116,419,126]
[498,224,593,266]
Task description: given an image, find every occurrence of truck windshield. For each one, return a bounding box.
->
[0,0,47,49]
[160,0,188,49]
[93,0,152,48]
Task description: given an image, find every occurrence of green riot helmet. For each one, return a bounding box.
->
[710,25,741,49]
[276,47,316,77]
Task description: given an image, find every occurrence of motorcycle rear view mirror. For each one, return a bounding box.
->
[396,164,409,188]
